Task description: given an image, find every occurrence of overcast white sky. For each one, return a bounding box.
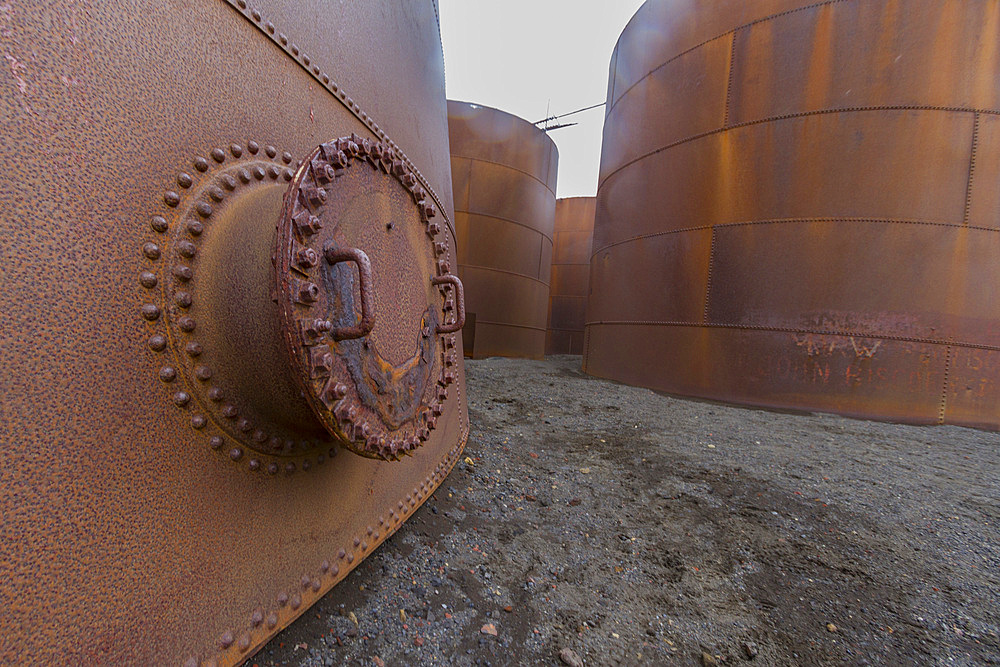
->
[439,0,646,198]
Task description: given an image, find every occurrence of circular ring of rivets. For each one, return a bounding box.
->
[274,134,460,461]
[140,140,335,473]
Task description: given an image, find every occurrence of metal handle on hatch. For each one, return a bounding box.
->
[323,246,376,340]
[431,274,466,334]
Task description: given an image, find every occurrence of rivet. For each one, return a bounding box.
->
[267,165,280,179]
[322,74,330,85]
[300,574,310,589]
[252,429,266,443]
[238,418,252,432]
[220,174,237,192]
[312,65,320,76]
[221,404,238,418]
[320,560,330,573]
[266,612,278,629]
[329,447,337,458]
[281,151,292,164]
[253,166,265,180]
[302,459,311,471]
[247,140,259,154]
[337,548,346,559]
[378,517,385,526]
[177,172,193,188]
[175,291,192,308]
[141,304,161,321]
[285,462,296,473]
[290,594,301,610]
[267,462,279,475]
[172,391,190,406]
[311,578,320,592]
[236,0,245,8]
[183,658,197,667]
[230,144,243,158]
[139,271,157,288]
[191,415,207,429]
[249,458,260,471]
[290,45,299,57]
[278,33,287,46]
[251,608,264,627]
[184,341,202,357]
[283,168,293,181]
[178,240,197,258]
[142,242,161,260]
[346,553,354,564]
[148,334,167,351]
[178,316,196,332]
[264,21,275,34]
[302,55,310,66]
[186,220,203,236]
[251,9,261,21]
[238,634,251,652]
[194,157,209,172]
[219,631,234,649]
[264,145,277,158]
[331,564,340,576]
[229,448,243,461]
[195,202,213,218]
[164,191,180,207]
[366,526,373,536]
[361,542,367,551]
[373,532,379,540]
[277,592,288,607]
[209,187,225,202]
[150,216,168,233]
[211,148,226,163]
[194,365,212,381]
[173,265,193,282]
[209,436,223,449]
[238,168,251,184]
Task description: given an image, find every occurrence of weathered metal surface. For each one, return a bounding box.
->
[585,0,1000,429]
[448,100,559,359]
[546,197,596,355]
[0,1,467,665]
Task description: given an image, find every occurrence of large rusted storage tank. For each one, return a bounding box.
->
[0,1,466,665]
[448,100,559,359]
[586,0,1000,429]
[547,197,597,355]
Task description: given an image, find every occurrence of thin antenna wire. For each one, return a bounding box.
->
[534,101,606,126]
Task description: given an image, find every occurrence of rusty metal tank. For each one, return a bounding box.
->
[0,1,466,664]
[546,197,596,355]
[585,0,1000,429]
[448,100,559,359]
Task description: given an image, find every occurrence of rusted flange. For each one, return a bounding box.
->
[274,135,462,460]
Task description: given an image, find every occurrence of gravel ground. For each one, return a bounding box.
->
[254,355,1000,666]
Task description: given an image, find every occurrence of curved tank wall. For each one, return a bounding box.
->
[546,197,596,355]
[585,0,1000,429]
[448,100,559,359]
[0,1,466,665]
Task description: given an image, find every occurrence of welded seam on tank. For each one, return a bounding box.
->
[220,0,456,241]
[938,345,953,424]
[458,264,550,287]
[723,30,740,128]
[457,210,555,244]
[963,113,980,225]
[583,321,1000,354]
[452,154,558,197]
[472,320,547,332]
[590,217,1000,260]
[599,105,1000,191]
[703,228,716,323]
[607,0,850,115]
